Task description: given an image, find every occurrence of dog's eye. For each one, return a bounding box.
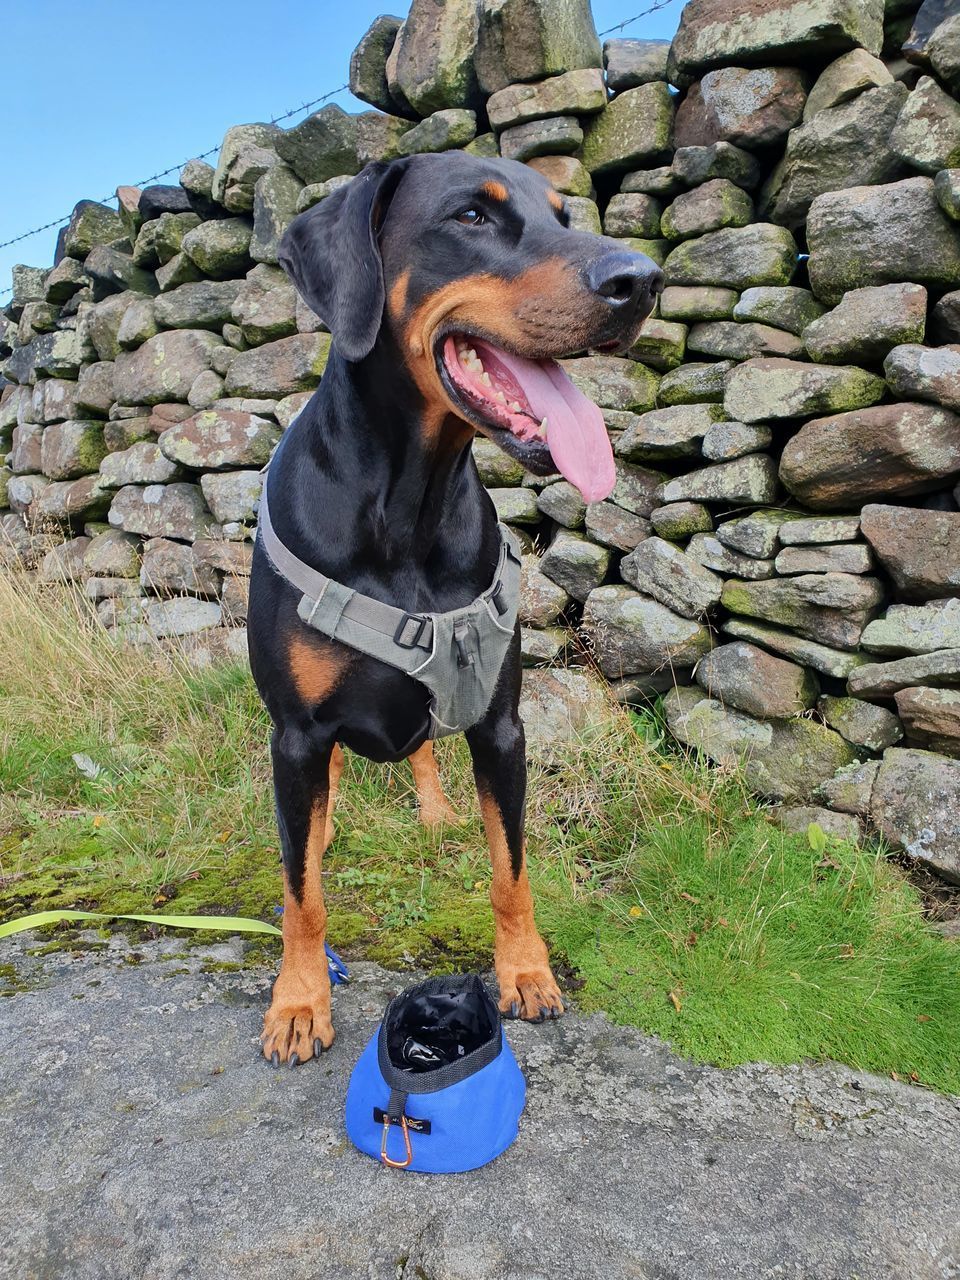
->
[455,208,485,226]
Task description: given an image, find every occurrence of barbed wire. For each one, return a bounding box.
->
[599,0,681,36]
[0,81,350,277]
[1,0,683,303]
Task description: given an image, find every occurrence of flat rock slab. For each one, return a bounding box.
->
[1,937,958,1280]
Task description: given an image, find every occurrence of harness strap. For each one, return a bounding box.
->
[256,470,520,668]
[257,476,435,654]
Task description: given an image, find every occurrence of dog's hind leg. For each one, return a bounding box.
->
[262,725,339,1066]
[466,703,564,1023]
[324,743,344,845]
[408,741,460,827]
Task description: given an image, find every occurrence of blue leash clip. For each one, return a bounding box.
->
[273,905,348,985]
[325,941,349,985]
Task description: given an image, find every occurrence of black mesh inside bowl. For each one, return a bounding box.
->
[383,974,499,1075]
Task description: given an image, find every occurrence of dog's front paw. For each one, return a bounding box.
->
[498,964,564,1023]
[261,964,335,1066]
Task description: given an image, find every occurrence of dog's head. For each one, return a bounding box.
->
[279,153,663,503]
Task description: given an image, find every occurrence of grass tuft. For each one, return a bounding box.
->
[1,570,958,1091]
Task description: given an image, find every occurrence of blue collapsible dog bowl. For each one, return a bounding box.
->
[345,973,525,1173]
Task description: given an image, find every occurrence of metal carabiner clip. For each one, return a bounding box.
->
[380,1113,413,1169]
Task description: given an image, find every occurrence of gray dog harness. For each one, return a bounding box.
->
[257,475,522,738]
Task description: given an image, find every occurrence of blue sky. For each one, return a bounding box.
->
[1,1,682,298]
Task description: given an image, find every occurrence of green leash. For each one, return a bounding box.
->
[0,909,281,939]
[0,910,351,982]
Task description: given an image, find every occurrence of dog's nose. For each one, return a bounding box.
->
[585,252,664,316]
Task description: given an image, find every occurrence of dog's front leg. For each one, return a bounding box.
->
[262,728,343,1065]
[466,685,564,1023]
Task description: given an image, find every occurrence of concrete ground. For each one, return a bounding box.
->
[1,933,958,1280]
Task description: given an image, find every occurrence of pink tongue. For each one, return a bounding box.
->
[475,342,616,504]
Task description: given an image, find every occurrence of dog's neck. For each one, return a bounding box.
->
[269,343,500,594]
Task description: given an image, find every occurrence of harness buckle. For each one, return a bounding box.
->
[393,613,431,650]
[490,580,509,617]
[454,634,474,669]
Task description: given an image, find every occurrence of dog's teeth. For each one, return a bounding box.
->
[480,372,492,387]
[493,390,507,404]
[538,417,548,438]
[509,400,522,413]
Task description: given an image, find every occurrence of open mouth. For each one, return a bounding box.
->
[438,334,617,504]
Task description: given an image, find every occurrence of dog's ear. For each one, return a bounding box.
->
[278,160,409,362]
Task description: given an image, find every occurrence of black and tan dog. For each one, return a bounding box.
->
[247,152,662,1065]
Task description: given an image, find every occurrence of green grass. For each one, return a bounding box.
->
[1,570,959,1092]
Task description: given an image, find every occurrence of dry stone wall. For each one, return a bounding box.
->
[2,0,960,880]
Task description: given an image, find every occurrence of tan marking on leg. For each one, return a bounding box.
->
[478,787,563,1021]
[262,774,337,1065]
[324,743,344,846]
[408,741,460,827]
[546,188,564,213]
[288,634,349,704]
